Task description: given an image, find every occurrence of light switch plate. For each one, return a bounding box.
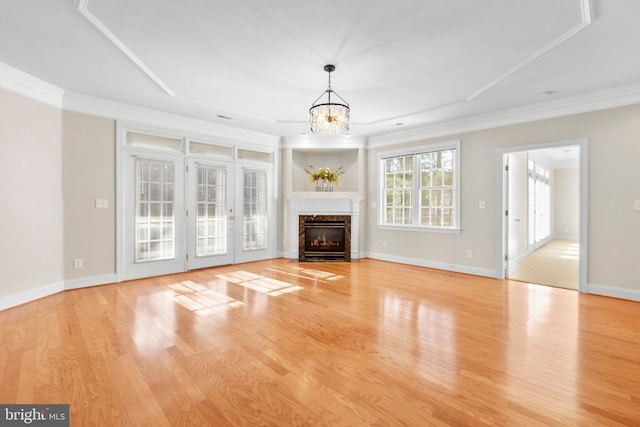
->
[95,198,108,209]
[479,200,486,209]
[634,200,640,211]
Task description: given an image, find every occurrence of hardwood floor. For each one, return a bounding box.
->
[1,259,639,426]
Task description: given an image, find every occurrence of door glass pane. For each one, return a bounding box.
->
[196,165,227,256]
[135,159,175,262]
[243,170,267,251]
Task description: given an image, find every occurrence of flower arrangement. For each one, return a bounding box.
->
[304,165,345,185]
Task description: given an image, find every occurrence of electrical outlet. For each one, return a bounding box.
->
[466,250,473,258]
[479,200,486,210]
[634,200,640,211]
[383,241,388,248]
[95,198,108,209]
[73,258,83,269]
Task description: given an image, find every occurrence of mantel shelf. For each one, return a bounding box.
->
[289,191,363,199]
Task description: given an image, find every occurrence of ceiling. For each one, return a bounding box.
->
[1,0,639,139]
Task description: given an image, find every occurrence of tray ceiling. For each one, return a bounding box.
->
[1,0,639,138]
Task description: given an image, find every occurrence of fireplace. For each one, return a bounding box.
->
[299,215,351,261]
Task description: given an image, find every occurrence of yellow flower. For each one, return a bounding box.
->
[304,165,345,184]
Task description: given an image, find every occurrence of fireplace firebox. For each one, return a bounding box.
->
[299,215,351,261]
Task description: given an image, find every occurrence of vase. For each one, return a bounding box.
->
[314,180,334,192]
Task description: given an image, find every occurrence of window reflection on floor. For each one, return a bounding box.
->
[561,243,580,260]
[170,280,244,316]
[265,266,345,282]
[168,265,341,315]
[216,271,303,296]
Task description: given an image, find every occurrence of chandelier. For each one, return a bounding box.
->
[309,64,350,134]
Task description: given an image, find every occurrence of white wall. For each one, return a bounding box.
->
[365,104,640,299]
[553,168,579,240]
[63,111,116,285]
[2,74,640,308]
[507,151,529,261]
[0,88,64,307]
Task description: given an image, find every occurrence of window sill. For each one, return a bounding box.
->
[377,224,462,234]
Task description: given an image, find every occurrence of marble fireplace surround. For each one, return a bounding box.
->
[288,194,363,260]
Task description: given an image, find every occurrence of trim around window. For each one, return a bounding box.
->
[377,140,461,232]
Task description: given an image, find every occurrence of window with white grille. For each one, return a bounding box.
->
[242,170,268,250]
[379,141,460,231]
[135,159,175,262]
[196,165,227,256]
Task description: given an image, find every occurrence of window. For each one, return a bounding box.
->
[528,159,550,247]
[242,169,268,250]
[196,165,227,256]
[379,141,460,231]
[135,159,175,262]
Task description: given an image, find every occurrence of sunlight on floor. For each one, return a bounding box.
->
[561,243,580,260]
[265,266,345,282]
[170,280,244,316]
[216,271,303,296]
[168,267,335,315]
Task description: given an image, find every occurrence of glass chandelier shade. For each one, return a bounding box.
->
[309,64,350,134]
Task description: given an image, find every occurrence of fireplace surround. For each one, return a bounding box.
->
[288,194,363,261]
[299,215,351,261]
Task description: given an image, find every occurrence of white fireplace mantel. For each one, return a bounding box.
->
[288,192,363,259]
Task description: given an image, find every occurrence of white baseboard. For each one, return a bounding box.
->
[65,274,119,290]
[587,283,640,302]
[363,252,497,278]
[0,281,64,311]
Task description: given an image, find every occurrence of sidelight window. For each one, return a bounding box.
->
[243,170,268,250]
[135,159,175,262]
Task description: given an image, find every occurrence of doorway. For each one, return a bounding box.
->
[497,139,588,292]
[119,130,276,281]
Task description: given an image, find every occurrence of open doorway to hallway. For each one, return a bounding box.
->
[498,140,588,292]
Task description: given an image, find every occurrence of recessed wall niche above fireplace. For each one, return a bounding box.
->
[299,215,351,261]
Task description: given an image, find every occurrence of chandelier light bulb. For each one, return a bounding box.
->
[309,64,350,135]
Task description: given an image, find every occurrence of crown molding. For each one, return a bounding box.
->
[0,62,64,108]
[367,82,640,148]
[63,91,281,148]
[281,135,367,149]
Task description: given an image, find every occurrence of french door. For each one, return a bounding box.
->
[121,142,274,281]
[234,166,273,264]
[187,159,235,269]
[124,152,186,280]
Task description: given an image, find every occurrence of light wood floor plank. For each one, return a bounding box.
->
[1,258,640,425]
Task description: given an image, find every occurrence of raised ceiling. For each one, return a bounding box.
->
[1,0,639,138]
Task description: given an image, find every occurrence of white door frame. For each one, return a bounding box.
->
[187,158,236,269]
[234,161,276,264]
[116,124,279,281]
[496,138,589,292]
[121,148,187,281]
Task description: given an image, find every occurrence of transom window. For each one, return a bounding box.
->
[379,141,460,232]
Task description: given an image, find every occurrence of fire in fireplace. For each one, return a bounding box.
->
[299,215,351,261]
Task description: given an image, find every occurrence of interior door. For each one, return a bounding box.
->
[187,159,235,269]
[507,152,527,276]
[124,152,186,280]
